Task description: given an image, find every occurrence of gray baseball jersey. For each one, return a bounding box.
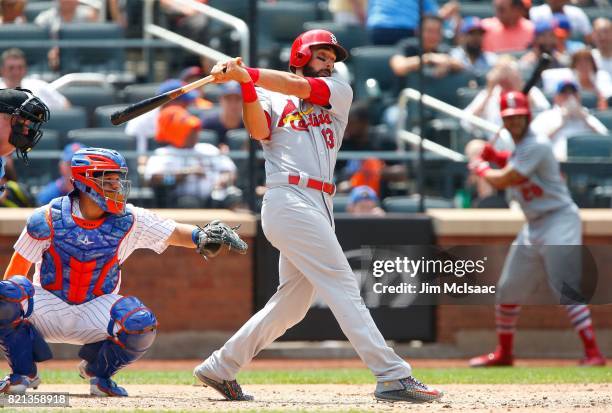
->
[507,129,575,220]
[199,75,412,383]
[499,129,582,304]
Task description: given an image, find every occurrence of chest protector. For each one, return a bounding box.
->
[29,196,134,305]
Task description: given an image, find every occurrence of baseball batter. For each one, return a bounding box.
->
[0,88,50,190]
[193,30,443,403]
[0,147,247,396]
[468,91,606,367]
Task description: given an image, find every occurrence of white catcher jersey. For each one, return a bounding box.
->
[257,77,353,185]
[13,201,176,292]
[507,129,575,220]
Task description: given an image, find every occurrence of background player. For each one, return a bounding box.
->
[0,88,50,190]
[467,91,606,367]
[0,147,247,396]
[193,29,443,403]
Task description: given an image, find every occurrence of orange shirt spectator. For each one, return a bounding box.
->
[349,158,384,195]
[482,0,534,53]
[155,79,202,147]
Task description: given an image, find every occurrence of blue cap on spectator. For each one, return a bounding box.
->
[219,81,242,97]
[460,16,485,34]
[157,79,198,103]
[62,142,85,162]
[534,19,554,35]
[553,13,571,33]
[556,79,579,94]
[349,185,379,205]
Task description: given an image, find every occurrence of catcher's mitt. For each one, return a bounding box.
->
[195,220,248,259]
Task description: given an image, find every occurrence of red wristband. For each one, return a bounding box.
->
[240,80,258,103]
[245,67,260,83]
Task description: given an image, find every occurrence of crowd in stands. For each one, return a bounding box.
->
[0,0,611,212]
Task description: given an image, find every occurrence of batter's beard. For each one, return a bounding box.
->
[303,65,331,78]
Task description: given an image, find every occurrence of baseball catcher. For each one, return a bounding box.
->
[0,147,247,396]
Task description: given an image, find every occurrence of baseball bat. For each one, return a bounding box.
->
[110,75,215,126]
[489,53,552,145]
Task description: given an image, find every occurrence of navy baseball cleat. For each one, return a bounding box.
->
[78,360,128,397]
[374,376,443,403]
[193,364,253,401]
[0,374,41,394]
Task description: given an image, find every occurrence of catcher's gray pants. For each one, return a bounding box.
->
[202,187,411,381]
[497,205,583,304]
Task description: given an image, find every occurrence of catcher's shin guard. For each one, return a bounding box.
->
[0,277,52,378]
[80,296,157,379]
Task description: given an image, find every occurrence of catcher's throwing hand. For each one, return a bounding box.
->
[195,220,248,259]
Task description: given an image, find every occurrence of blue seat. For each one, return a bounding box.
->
[58,86,117,126]
[67,128,136,152]
[24,1,54,21]
[383,195,454,213]
[208,0,249,20]
[199,129,219,146]
[43,106,88,143]
[58,23,125,74]
[123,83,162,104]
[460,2,494,18]
[333,195,351,213]
[567,134,612,158]
[226,129,249,150]
[36,129,61,150]
[258,1,319,51]
[350,46,397,99]
[94,104,130,128]
[0,24,49,73]
[594,110,612,130]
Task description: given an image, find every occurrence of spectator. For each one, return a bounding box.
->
[570,49,611,108]
[366,0,439,45]
[36,142,84,205]
[155,79,201,147]
[200,81,244,150]
[0,48,70,110]
[482,0,534,53]
[179,66,215,110]
[144,127,238,209]
[0,0,26,24]
[450,17,498,78]
[329,0,367,26]
[390,15,463,82]
[531,80,608,160]
[462,56,550,150]
[551,13,585,55]
[0,176,34,207]
[592,18,611,77]
[346,185,386,216]
[519,19,569,73]
[35,0,98,71]
[34,0,97,32]
[529,0,593,43]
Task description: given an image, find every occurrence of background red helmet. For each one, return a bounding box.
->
[289,29,348,73]
[499,91,531,119]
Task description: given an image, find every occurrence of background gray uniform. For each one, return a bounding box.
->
[498,130,583,304]
[200,76,411,382]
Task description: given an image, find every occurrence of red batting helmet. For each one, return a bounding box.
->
[289,29,348,73]
[499,90,531,119]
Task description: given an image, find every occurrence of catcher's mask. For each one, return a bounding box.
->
[71,147,131,214]
[0,88,50,164]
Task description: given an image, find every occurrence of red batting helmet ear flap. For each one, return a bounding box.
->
[289,29,348,73]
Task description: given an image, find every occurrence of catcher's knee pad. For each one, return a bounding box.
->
[108,296,158,352]
[81,296,157,379]
[0,276,34,327]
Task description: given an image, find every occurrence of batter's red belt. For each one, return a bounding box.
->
[287,174,336,195]
[266,172,336,196]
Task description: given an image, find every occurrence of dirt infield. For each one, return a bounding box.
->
[32,383,612,412]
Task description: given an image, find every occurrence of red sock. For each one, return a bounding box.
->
[578,325,601,358]
[497,332,514,356]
